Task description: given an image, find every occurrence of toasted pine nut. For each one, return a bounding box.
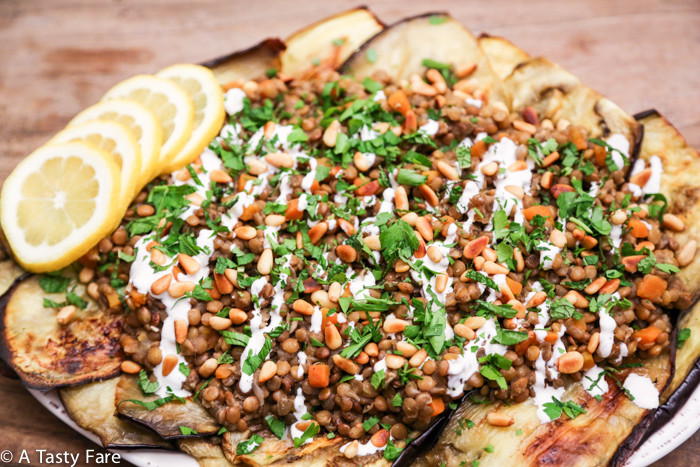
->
[454,323,476,340]
[265,214,286,227]
[481,161,499,176]
[185,193,205,206]
[486,412,514,427]
[178,253,200,275]
[209,316,232,331]
[247,158,268,175]
[564,290,589,308]
[473,256,485,271]
[308,222,328,244]
[435,274,449,293]
[513,247,525,272]
[364,235,381,251]
[663,213,685,231]
[229,308,247,324]
[463,316,486,330]
[259,360,278,383]
[557,118,571,131]
[263,121,276,138]
[323,120,340,147]
[328,282,342,303]
[677,240,697,267]
[371,429,390,448]
[344,440,359,459]
[557,351,584,374]
[483,261,509,275]
[599,278,620,294]
[416,216,434,241]
[79,266,95,284]
[584,277,607,295]
[410,74,437,96]
[588,332,601,354]
[508,299,526,319]
[540,171,553,189]
[210,169,233,184]
[508,160,528,171]
[386,354,407,369]
[455,62,477,78]
[426,68,447,93]
[526,291,547,308]
[336,244,357,263]
[121,360,142,374]
[464,236,489,259]
[198,358,218,377]
[264,151,294,168]
[257,248,273,275]
[161,354,178,376]
[611,210,628,225]
[394,259,410,273]
[550,229,566,248]
[235,225,257,240]
[427,245,443,263]
[395,186,409,211]
[333,354,359,374]
[56,305,76,325]
[409,349,428,367]
[542,151,560,167]
[150,248,167,266]
[384,318,409,334]
[481,247,497,262]
[365,342,379,357]
[505,185,524,199]
[513,120,537,134]
[224,268,239,288]
[437,160,459,181]
[396,341,418,357]
[293,299,315,315]
[419,184,439,207]
[401,212,418,226]
[168,280,196,298]
[151,274,172,295]
[174,319,188,343]
[311,290,334,309]
[353,151,371,172]
[325,323,342,349]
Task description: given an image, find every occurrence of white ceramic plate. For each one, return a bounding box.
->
[29,383,700,467]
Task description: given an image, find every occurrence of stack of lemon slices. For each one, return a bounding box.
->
[1,64,226,272]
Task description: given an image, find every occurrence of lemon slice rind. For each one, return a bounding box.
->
[68,99,163,187]
[101,75,194,172]
[1,142,121,273]
[156,64,225,172]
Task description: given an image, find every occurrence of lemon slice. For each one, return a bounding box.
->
[101,75,194,172]
[156,64,225,172]
[1,142,121,273]
[68,99,162,186]
[49,120,141,209]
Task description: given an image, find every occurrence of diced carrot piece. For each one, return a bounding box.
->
[581,351,595,371]
[628,219,649,238]
[329,166,342,177]
[237,174,255,193]
[550,184,575,199]
[309,363,330,388]
[240,203,259,221]
[471,140,487,159]
[637,275,668,301]
[570,127,587,151]
[429,396,445,416]
[514,330,535,355]
[523,205,555,222]
[309,178,320,194]
[593,144,607,167]
[387,90,411,115]
[506,277,522,297]
[285,198,303,221]
[322,309,339,329]
[356,180,379,197]
[633,326,663,345]
[544,332,559,344]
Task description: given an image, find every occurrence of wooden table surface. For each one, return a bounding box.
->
[0,1,698,466]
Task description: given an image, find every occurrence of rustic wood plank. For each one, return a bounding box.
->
[0,1,698,466]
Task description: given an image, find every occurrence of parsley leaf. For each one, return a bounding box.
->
[265,415,286,440]
[237,434,264,455]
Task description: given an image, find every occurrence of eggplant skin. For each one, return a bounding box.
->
[202,38,286,85]
[0,274,123,389]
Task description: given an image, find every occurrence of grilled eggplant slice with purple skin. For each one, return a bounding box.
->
[477,34,531,80]
[0,274,123,389]
[280,7,383,79]
[202,38,286,86]
[178,438,234,467]
[115,374,220,439]
[60,377,172,449]
[340,12,511,107]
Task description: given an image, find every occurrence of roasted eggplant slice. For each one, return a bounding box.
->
[0,260,26,297]
[477,34,530,80]
[178,438,233,467]
[504,58,642,157]
[60,378,171,449]
[341,12,510,106]
[0,275,123,389]
[280,7,383,79]
[203,39,285,86]
[415,351,672,467]
[115,374,219,439]
[221,429,394,467]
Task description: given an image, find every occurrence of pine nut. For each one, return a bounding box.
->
[505,185,524,199]
[455,63,477,78]
[395,186,409,211]
[526,291,547,308]
[588,332,600,354]
[564,290,589,308]
[209,316,232,331]
[79,267,95,283]
[540,171,553,189]
[383,318,409,334]
[513,120,537,134]
[481,247,497,262]
[293,299,315,315]
[663,213,685,231]
[257,248,273,275]
[394,259,410,273]
[464,236,489,259]
[344,440,359,459]
[328,282,342,303]
[483,261,509,275]
[508,160,528,171]
[336,244,357,263]
[137,204,155,217]
[333,354,359,374]
[234,225,257,240]
[265,214,286,227]
[308,222,328,244]
[454,323,475,340]
[557,351,584,374]
[371,429,390,448]
[210,169,233,184]
[427,245,443,263]
[386,354,407,369]
[161,354,178,376]
[247,158,268,175]
[396,341,418,357]
[409,349,428,367]
[584,277,606,295]
[229,308,248,324]
[55,305,76,325]
[121,360,142,374]
[550,229,566,248]
[263,121,276,138]
[199,358,218,377]
[264,152,294,168]
[151,274,172,295]
[323,119,340,147]
[365,342,379,357]
[437,160,459,181]
[416,216,434,241]
[599,278,620,294]
[486,412,514,427]
[401,212,418,226]
[481,161,499,176]
[150,248,167,266]
[542,151,560,167]
[364,235,381,251]
[677,240,697,267]
[224,268,239,288]
[353,152,371,172]
[611,210,628,225]
[311,290,334,309]
[508,299,526,318]
[185,193,205,206]
[513,247,525,272]
[435,274,448,293]
[178,253,200,275]
[410,74,437,96]
[473,256,485,271]
[325,323,342,349]
[463,316,486,330]
[174,319,188,344]
[259,361,278,383]
[419,184,439,207]
[557,118,571,131]
[168,280,196,298]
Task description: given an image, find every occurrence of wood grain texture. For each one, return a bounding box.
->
[0,1,698,466]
